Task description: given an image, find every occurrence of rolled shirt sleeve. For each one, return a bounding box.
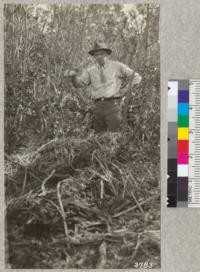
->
[119,62,142,85]
[119,62,134,77]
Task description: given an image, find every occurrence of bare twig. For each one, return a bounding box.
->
[57,180,69,239]
[131,191,145,214]
[113,195,158,218]
[21,167,27,195]
[40,169,56,195]
[32,139,56,155]
[96,241,107,268]
[131,233,142,260]
[100,180,104,199]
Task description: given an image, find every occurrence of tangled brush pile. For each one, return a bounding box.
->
[6,132,160,269]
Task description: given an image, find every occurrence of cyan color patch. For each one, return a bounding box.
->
[178,103,189,116]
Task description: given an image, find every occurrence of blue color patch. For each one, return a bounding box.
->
[178,103,189,116]
[178,90,189,103]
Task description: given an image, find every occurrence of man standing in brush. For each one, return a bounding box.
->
[65,39,142,133]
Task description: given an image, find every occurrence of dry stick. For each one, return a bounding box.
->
[131,191,145,214]
[22,7,28,82]
[41,169,56,195]
[89,167,116,196]
[143,232,160,247]
[43,230,141,247]
[30,139,56,156]
[33,81,47,140]
[113,195,158,218]
[94,154,117,196]
[96,241,107,269]
[57,181,69,239]
[131,234,142,260]
[123,236,144,268]
[100,180,104,199]
[21,167,27,195]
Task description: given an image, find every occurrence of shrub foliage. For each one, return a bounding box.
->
[5,4,160,269]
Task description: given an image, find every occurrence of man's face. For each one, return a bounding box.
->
[93,50,108,66]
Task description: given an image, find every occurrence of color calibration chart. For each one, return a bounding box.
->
[167,80,200,207]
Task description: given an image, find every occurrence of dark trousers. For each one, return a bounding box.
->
[93,99,122,133]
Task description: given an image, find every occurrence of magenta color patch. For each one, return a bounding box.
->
[178,153,188,164]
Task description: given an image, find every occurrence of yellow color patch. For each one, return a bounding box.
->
[178,128,189,140]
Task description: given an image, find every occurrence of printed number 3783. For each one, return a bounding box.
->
[134,262,153,269]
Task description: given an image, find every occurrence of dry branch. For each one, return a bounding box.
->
[113,195,158,218]
[96,241,107,268]
[40,169,56,195]
[57,180,69,239]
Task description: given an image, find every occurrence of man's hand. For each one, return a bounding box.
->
[64,69,77,77]
[64,69,83,88]
[132,72,142,85]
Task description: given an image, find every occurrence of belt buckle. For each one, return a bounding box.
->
[100,97,105,101]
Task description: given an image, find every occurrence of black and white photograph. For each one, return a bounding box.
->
[4,3,160,269]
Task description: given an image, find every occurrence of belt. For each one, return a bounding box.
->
[94,96,121,103]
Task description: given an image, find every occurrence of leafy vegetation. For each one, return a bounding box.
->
[5,4,160,268]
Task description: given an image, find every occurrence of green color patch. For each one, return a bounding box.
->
[178,115,189,127]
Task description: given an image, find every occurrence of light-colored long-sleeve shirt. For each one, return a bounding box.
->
[76,59,140,99]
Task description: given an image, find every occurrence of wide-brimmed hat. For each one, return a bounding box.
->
[88,40,112,56]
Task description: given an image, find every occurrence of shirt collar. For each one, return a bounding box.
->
[97,58,109,69]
